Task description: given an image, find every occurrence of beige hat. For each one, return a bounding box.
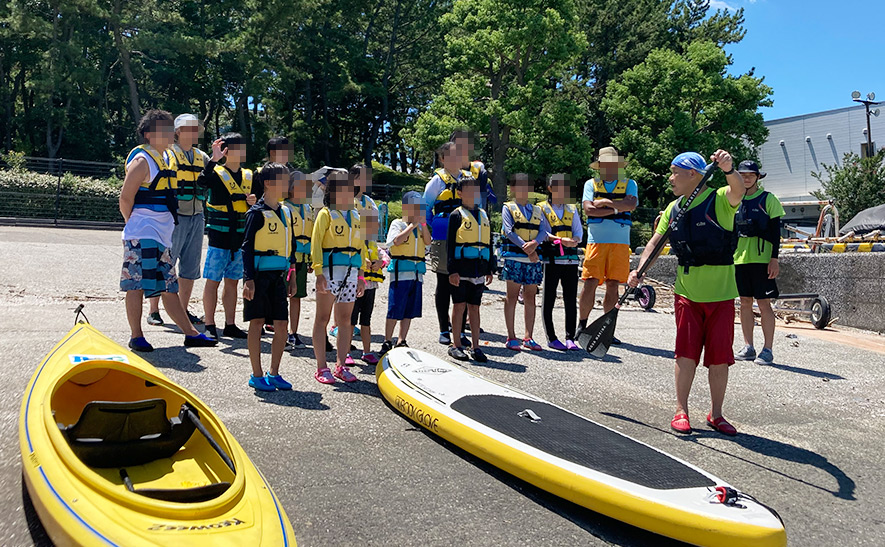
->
[590,146,626,169]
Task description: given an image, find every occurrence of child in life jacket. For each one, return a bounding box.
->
[311,169,365,384]
[381,191,431,355]
[283,170,315,351]
[347,207,388,365]
[241,163,296,391]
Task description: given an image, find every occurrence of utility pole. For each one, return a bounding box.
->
[852,91,881,158]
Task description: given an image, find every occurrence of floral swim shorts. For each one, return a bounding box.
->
[120,239,179,298]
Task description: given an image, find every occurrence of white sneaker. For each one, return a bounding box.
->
[735,344,756,361]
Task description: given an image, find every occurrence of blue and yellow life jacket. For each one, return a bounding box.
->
[388,223,427,279]
[586,179,631,225]
[205,166,254,233]
[669,190,736,273]
[454,206,491,261]
[430,168,461,240]
[539,201,580,262]
[253,206,293,271]
[126,145,178,218]
[363,240,385,283]
[321,209,363,269]
[501,201,542,258]
[165,144,207,202]
[284,200,314,260]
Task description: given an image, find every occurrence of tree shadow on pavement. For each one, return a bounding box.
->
[144,347,206,372]
[383,401,689,547]
[599,412,856,501]
[254,389,330,410]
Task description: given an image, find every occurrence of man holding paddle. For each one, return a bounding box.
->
[627,150,744,436]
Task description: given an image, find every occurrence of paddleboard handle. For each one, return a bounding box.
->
[184,405,236,473]
[706,486,785,526]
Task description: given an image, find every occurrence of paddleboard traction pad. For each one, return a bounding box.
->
[450,394,715,491]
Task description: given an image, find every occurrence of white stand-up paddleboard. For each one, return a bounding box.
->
[377,348,786,547]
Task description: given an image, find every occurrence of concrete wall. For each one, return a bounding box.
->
[630,253,885,333]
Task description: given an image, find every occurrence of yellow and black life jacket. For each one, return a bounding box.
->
[586,179,632,225]
[321,209,363,269]
[453,206,491,261]
[206,166,254,233]
[284,200,314,260]
[126,145,178,218]
[165,144,207,202]
[465,160,485,181]
[432,168,461,218]
[501,201,542,258]
[388,223,427,280]
[539,200,580,262]
[253,206,293,271]
[363,240,385,282]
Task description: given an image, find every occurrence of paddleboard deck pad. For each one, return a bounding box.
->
[377,348,786,547]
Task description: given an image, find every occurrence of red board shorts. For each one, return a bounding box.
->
[674,295,735,367]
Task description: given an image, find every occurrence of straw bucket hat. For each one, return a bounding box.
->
[590,146,627,169]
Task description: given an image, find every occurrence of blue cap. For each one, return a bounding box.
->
[671,152,708,173]
[402,191,422,205]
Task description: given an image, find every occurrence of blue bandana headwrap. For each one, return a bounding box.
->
[671,152,708,173]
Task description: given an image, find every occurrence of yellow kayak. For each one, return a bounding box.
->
[19,322,296,546]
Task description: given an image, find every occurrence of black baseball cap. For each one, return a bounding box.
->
[737,160,766,179]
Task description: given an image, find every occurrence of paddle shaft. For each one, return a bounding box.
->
[617,160,720,308]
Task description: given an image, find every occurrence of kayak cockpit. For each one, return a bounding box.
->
[51,365,236,504]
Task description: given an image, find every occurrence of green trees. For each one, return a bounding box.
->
[813,150,885,222]
[0,0,773,199]
[602,40,771,207]
[407,0,591,201]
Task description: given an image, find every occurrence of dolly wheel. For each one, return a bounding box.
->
[810,296,831,329]
[638,285,656,310]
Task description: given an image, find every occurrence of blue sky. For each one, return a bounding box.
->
[716,0,884,121]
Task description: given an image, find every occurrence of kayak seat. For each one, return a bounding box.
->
[60,399,196,468]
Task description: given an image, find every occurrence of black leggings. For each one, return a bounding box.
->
[543,263,578,342]
[435,272,468,333]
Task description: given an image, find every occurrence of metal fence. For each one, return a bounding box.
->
[0,156,123,180]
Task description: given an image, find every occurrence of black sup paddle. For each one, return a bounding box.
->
[577,160,720,357]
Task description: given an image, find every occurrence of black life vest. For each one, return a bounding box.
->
[669,190,736,273]
[736,191,770,238]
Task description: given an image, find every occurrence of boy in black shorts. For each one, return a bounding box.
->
[733,161,785,366]
[242,163,296,392]
[446,176,495,363]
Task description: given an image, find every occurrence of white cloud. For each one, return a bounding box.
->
[709,0,738,11]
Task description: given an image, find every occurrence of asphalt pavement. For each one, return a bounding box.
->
[0,226,882,546]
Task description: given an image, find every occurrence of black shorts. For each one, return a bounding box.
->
[452,279,485,306]
[350,287,377,327]
[735,263,779,300]
[244,270,289,322]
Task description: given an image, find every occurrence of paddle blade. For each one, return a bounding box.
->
[577,308,619,358]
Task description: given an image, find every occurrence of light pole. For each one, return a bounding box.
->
[852,90,881,157]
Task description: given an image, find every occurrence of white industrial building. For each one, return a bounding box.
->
[757,103,884,221]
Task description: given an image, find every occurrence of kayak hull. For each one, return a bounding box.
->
[19,323,295,546]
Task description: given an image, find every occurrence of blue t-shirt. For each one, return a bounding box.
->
[581,178,638,245]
